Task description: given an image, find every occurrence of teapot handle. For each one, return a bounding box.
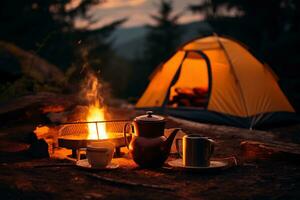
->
[123,122,133,149]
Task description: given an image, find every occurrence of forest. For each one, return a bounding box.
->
[0,0,299,110]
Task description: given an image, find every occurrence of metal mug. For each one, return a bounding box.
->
[176,134,215,167]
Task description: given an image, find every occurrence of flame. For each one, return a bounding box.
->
[87,105,108,139]
[84,73,108,139]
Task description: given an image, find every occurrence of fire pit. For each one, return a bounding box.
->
[58,120,131,159]
[50,72,134,160]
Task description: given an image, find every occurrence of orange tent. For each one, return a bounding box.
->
[136,35,296,128]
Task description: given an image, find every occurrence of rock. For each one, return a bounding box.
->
[0,140,29,153]
[0,41,66,86]
[27,139,49,158]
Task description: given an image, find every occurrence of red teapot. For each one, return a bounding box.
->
[123,111,179,168]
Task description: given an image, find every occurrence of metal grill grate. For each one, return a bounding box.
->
[58,120,131,139]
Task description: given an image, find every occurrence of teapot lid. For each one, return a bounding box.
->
[135,111,165,122]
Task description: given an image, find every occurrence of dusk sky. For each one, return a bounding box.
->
[74,0,202,28]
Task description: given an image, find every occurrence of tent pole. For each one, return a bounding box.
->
[213,33,251,127]
[195,50,213,109]
[162,51,188,108]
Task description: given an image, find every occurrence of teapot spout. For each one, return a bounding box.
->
[164,128,180,152]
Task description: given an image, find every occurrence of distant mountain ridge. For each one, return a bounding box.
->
[111,21,213,60]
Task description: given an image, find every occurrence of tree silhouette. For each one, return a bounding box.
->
[189,0,219,19]
[0,0,125,71]
[126,0,183,99]
[189,0,300,49]
[144,0,182,70]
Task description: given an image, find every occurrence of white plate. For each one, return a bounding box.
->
[168,159,228,170]
[76,159,119,170]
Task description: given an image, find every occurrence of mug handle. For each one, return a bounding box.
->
[175,138,183,158]
[208,139,215,156]
[123,122,132,149]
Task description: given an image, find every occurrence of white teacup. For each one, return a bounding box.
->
[86,141,115,168]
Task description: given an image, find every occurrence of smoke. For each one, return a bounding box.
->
[80,71,105,108]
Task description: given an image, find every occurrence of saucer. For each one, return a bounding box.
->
[76,159,119,170]
[167,159,229,171]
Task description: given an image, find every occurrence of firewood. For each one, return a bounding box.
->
[240,140,300,162]
[41,105,66,114]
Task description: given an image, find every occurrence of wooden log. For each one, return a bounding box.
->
[0,140,29,153]
[240,140,300,162]
[0,92,78,123]
[168,116,275,142]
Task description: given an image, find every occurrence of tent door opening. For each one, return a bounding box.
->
[166,51,212,109]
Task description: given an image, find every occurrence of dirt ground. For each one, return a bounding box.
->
[1,106,300,200]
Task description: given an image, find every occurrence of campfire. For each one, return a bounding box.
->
[49,72,130,159]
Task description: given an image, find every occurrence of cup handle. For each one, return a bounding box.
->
[123,122,132,150]
[208,139,215,156]
[175,138,183,158]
